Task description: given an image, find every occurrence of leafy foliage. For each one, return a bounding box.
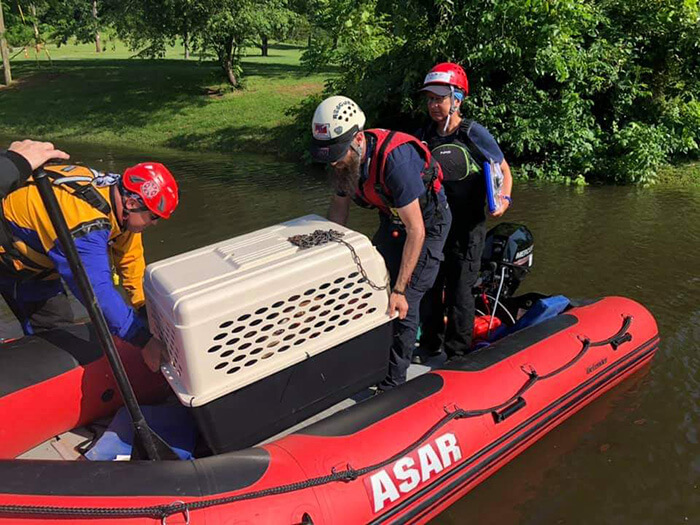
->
[299,0,700,184]
[108,0,300,86]
[5,0,306,85]
[3,0,109,52]
[3,1,49,48]
[47,0,103,49]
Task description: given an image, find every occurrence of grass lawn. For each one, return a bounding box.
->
[0,40,333,157]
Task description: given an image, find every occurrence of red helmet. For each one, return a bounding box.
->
[420,62,469,96]
[122,162,179,219]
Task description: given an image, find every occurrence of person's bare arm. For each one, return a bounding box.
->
[491,159,513,218]
[389,199,425,319]
[328,194,351,225]
[141,337,168,373]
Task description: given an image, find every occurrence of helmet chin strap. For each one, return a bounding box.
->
[443,85,457,133]
[119,195,130,231]
[118,184,146,231]
[349,139,362,157]
[117,179,130,227]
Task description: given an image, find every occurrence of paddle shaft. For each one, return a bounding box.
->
[34,170,165,461]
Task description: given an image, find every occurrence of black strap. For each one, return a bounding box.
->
[422,156,440,189]
[44,171,111,216]
[0,168,112,280]
[373,131,398,212]
[0,204,16,255]
[461,119,490,164]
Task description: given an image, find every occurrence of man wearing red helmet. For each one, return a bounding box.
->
[0,161,178,371]
[415,62,514,362]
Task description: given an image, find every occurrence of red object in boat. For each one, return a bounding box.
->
[0,325,168,460]
[472,314,502,342]
[0,296,659,524]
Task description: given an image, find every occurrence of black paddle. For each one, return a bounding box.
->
[34,168,179,461]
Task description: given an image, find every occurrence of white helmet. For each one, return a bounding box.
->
[310,95,366,163]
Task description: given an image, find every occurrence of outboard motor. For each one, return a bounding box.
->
[480,223,534,298]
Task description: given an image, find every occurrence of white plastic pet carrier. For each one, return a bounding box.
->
[144,215,392,410]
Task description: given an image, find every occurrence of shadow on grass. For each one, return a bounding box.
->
[0,48,331,146]
[0,59,216,137]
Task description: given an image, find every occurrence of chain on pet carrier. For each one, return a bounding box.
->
[288,229,388,292]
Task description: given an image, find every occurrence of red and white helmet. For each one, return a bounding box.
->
[122,162,179,219]
[420,62,469,97]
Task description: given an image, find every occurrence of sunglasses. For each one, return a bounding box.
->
[426,94,449,105]
[130,204,160,221]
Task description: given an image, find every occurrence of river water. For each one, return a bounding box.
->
[1,140,698,524]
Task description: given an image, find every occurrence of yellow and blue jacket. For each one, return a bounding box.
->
[0,165,150,345]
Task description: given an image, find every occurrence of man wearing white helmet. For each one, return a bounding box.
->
[309,95,452,391]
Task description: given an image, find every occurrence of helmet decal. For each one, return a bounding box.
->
[314,123,331,139]
[141,180,161,199]
[424,71,453,84]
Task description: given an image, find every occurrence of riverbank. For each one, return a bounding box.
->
[2,42,697,184]
[0,41,330,158]
[657,162,700,187]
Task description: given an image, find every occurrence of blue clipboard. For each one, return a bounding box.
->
[484,160,503,214]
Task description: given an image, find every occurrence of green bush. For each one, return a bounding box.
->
[298,0,700,184]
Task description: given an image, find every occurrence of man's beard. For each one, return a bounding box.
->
[331,150,361,195]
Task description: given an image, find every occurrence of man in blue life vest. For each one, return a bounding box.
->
[309,96,452,390]
[0,148,178,372]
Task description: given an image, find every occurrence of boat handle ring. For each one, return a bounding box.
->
[162,501,190,525]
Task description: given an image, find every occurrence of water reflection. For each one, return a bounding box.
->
[0,138,698,524]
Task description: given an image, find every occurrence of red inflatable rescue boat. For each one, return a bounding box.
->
[0,295,658,524]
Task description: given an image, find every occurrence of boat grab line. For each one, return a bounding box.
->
[0,317,641,521]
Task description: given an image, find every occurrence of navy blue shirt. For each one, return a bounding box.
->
[465,122,504,163]
[365,140,421,208]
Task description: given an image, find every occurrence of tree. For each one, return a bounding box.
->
[46,0,108,53]
[0,0,12,85]
[251,2,299,56]
[91,0,100,52]
[111,0,297,87]
[106,0,208,59]
[300,0,700,184]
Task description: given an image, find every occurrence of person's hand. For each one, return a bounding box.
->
[490,196,511,218]
[141,337,167,373]
[388,291,409,320]
[8,140,69,170]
